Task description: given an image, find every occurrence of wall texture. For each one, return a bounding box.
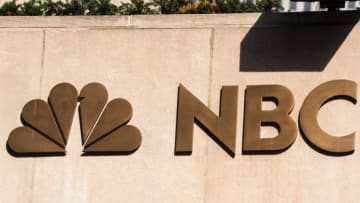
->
[0,12,360,203]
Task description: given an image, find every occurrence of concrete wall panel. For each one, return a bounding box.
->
[0,31,43,203]
[0,13,359,203]
[31,28,212,203]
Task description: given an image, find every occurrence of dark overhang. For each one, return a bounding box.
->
[290,0,356,10]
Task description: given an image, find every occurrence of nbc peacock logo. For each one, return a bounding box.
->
[7,82,142,157]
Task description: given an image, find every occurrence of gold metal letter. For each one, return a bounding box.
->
[175,84,238,157]
[243,85,297,153]
[299,80,357,154]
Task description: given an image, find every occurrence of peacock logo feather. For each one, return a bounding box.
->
[7,82,141,156]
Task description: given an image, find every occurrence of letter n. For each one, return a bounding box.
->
[175,84,238,157]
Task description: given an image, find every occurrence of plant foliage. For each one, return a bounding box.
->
[119,0,155,15]
[256,0,283,12]
[0,0,22,16]
[153,0,189,14]
[0,0,283,16]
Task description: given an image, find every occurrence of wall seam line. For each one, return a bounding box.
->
[30,29,46,203]
[39,30,46,97]
[203,27,215,203]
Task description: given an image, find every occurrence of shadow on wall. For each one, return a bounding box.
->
[240,11,360,72]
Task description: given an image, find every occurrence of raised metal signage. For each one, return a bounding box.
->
[7,80,357,157]
[7,82,141,156]
[175,79,357,157]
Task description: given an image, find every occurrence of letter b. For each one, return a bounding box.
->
[242,85,297,153]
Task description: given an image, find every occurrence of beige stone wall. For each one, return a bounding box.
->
[0,12,360,203]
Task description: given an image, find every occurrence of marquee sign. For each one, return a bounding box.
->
[7,80,357,157]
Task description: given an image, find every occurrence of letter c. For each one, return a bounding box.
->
[299,80,357,155]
